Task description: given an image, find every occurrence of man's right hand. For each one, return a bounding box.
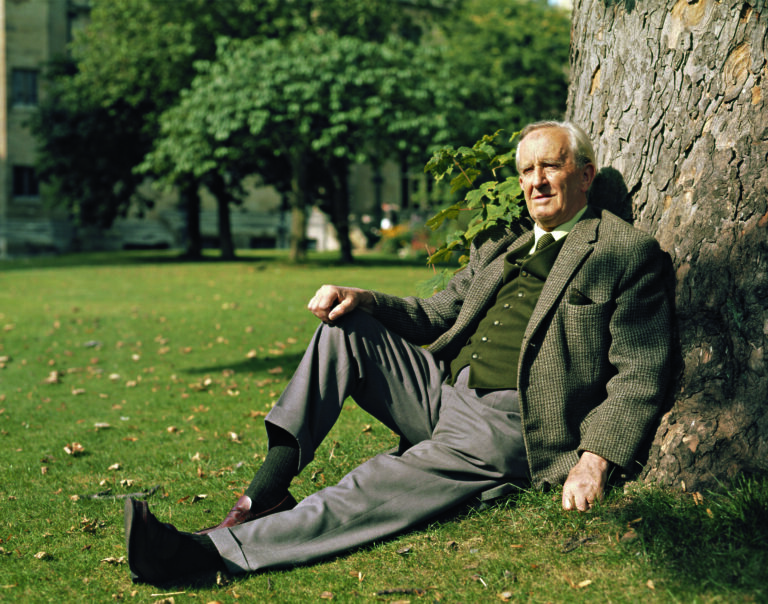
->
[307,285,374,323]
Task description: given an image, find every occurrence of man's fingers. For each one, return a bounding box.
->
[328,298,352,321]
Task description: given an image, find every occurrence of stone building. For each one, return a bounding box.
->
[1,0,90,256]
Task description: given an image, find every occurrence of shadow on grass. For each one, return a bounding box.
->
[601,479,768,594]
[1,249,436,272]
[182,353,305,376]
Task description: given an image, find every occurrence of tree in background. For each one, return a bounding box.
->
[31,0,432,258]
[142,35,454,263]
[32,0,570,260]
[433,0,571,141]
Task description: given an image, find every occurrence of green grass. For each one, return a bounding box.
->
[1,251,766,603]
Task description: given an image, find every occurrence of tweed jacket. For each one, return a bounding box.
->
[370,205,673,488]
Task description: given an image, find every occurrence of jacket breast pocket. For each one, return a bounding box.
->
[561,299,614,382]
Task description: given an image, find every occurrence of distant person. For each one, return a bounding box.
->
[124,121,674,584]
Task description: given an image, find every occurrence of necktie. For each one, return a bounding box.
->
[536,233,555,251]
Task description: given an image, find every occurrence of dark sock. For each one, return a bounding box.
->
[164,532,224,577]
[244,427,299,511]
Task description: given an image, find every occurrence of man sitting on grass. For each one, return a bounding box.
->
[124,121,674,584]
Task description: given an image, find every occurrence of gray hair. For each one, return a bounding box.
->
[515,120,596,171]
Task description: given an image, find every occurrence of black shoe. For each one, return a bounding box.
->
[124,497,220,584]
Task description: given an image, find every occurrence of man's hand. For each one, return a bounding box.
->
[307,285,374,323]
[561,451,610,512]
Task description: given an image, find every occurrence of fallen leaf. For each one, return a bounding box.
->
[108,463,121,471]
[41,467,48,475]
[100,556,126,565]
[34,551,52,560]
[94,422,111,430]
[44,371,62,385]
[120,479,134,487]
[228,432,241,443]
[167,426,179,433]
[576,579,592,588]
[320,592,334,600]
[498,591,514,601]
[620,529,637,543]
[396,547,412,556]
[267,366,283,375]
[64,442,85,456]
[71,388,86,396]
[192,494,208,503]
[646,579,655,590]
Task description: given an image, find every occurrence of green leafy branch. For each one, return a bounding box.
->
[417,130,526,296]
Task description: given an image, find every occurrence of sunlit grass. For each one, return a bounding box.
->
[1,251,766,602]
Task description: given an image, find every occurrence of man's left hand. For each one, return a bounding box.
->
[562,451,609,512]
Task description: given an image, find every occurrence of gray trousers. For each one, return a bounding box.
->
[210,311,527,573]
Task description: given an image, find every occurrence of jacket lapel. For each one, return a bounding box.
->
[524,208,600,340]
[469,230,534,308]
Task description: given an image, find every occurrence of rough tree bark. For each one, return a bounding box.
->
[567,0,768,491]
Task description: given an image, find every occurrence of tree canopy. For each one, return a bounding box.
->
[31,0,571,259]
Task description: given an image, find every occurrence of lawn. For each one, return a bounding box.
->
[1,251,766,603]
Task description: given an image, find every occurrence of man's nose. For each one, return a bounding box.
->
[532,166,547,187]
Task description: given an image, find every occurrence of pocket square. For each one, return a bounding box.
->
[568,288,593,305]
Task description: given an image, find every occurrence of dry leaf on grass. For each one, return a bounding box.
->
[44,371,62,384]
[100,556,126,565]
[63,442,85,456]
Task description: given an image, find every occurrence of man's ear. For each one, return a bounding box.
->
[581,163,596,192]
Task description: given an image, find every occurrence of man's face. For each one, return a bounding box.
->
[517,127,595,231]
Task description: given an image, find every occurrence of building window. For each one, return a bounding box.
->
[11,69,39,106]
[13,166,40,198]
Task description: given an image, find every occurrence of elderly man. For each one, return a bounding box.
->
[124,121,673,583]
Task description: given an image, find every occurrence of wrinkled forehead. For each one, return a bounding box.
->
[517,128,573,168]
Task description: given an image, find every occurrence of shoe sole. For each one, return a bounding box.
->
[125,497,160,583]
[124,498,141,582]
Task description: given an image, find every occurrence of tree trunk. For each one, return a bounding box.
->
[288,153,309,263]
[206,173,237,260]
[568,0,768,491]
[179,181,202,259]
[329,159,354,264]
